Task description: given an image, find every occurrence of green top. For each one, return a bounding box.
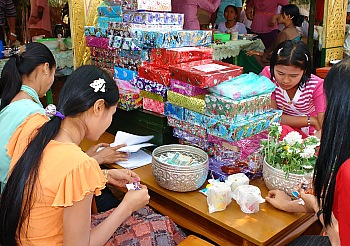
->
[0,85,45,192]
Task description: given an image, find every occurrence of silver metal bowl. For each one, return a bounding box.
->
[152,144,209,192]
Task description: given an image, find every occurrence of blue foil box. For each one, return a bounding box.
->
[184,109,210,127]
[164,102,185,121]
[131,30,212,49]
[207,110,282,142]
[98,3,122,17]
[84,26,109,37]
[114,66,137,81]
[97,16,123,28]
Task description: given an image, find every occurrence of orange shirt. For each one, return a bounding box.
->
[7,114,106,245]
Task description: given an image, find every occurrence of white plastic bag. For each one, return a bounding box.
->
[207,182,232,213]
[232,185,265,214]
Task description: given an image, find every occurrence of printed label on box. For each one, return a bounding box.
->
[192,64,229,73]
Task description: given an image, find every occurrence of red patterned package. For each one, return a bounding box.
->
[138,63,171,86]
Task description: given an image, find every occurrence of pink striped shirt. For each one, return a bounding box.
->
[261,66,326,117]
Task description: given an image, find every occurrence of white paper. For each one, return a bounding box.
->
[116,143,154,153]
[192,64,228,72]
[110,131,154,152]
[117,150,152,169]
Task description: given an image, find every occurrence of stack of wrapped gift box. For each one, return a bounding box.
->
[164,63,282,180]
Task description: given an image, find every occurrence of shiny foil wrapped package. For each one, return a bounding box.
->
[164,102,185,120]
[169,59,243,89]
[204,93,271,122]
[170,78,208,97]
[143,97,165,115]
[97,3,122,17]
[123,11,184,25]
[131,76,167,97]
[114,66,137,81]
[138,63,171,86]
[86,36,110,49]
[97,16,123,28]
[108,22,183,38]
[167,90,205,114]
[131,30,212,49]
[173,128,209,150]
[167,117,207,138]
[150,47,213,69]
[183,108,210,127]
[207,110,282,142]
[115,78,140,93]
[140,91,166,102]
[122,0,171,12]
[84,26,109,37]
[90,47,118,58]
[118,89,143,111]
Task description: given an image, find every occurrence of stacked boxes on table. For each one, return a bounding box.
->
[165,61,281,180]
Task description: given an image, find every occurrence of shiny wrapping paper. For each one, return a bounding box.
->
[131,30,212,49]
[131,76,167,97]
[138,63,171,86]
[115,78,140,93]
[118,89,143,111]
[167,90,205,114]
[114,66,137,81]
[97,16,123,28]
[84,26,109,37]
[173,128,209,150]
[86,36,110,49]
[204,93,271,122]
[179,139,215,156]
[123,11,184,25]
[122,0,171,11]
[91,57,114,69]
[167,117,207,139]
[108,22,183,38]
[209,156,263,182]
[110,36,141,51]
[114,55,142,71]
[184,108,210,127]
[169,59,243,89]
[150,47,213,69]
[143,97,165,115]
[140,90,166,102]
[164,102,185,120]
[170,78,208,97]
[118,49,150,61]
[97,3,122,17]
[90,46,118,57]
[207,110,282,142]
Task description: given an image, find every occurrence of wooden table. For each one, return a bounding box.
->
[80,133,319,246]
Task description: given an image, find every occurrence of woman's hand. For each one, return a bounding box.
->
[265,190,293,211]
[246,50,263,56]
[122,184,150,212]
[86,143,129,165]
[298,188,318,213]
[106,169,140,188]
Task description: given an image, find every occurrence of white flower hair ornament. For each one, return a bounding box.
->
[90,78,106,92]
[45,104,65,120]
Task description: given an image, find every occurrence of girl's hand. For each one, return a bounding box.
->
[86,143,129,165]
[298,188,318,213]
[122,184,150,212]
[265,190,293,211]
[107,169,140,188]
[246,50,262,56]
[311,116,321,131]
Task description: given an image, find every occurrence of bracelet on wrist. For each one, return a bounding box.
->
[102,169,109,182]
[10,32,17,38]
[316,208,323,220]
[307,115,311,127]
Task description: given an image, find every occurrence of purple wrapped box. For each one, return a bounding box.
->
[123,11,184,25]
[130,76,167,97]
[170,78,208,97]
[86,36,110,49]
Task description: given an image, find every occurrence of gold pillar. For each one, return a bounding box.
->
[68,0,103,68]
[322,0,347,66]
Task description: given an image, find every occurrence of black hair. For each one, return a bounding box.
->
[281,4,303,27]
[224,5,238,15]
[314,57,350,227]
[0,42,56,111]
[0,65,119,245]
[270,40,312,88]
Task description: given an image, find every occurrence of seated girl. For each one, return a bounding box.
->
[261,40,325,138]
[217,5,247,34]
[0,65,185,245]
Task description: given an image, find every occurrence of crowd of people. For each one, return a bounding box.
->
[0,0,349,245]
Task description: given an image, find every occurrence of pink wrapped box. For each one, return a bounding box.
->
[143,97,165,115]
[115,78,140,93]
[169,59,243,89]
[170,78,208,97]
[150,46,213,69]
[138,63,171,86]
[86,36,110,49]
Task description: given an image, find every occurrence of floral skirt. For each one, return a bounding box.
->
[91,206,186,245]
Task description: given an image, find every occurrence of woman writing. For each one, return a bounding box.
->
[261,40,325,138]
[0,65,185,245]
[0,43,129,212]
